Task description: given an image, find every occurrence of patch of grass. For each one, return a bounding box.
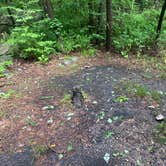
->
[82,48,96,57]
[0,60,13,78]
[97,111,105,120]
[0,89,15,99]
[155,121,166,144]
[104,131,114,139]
[60,93,71,105]
[33,144,49,157]
[121,81,149,98]
[134,85,149,98]
[135,55,166,73]
[81,90,88,100]
[116,80,164,101]
[150,90,163,102]
[114,95,129,103]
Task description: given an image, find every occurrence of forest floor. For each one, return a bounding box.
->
[0,52,166,166]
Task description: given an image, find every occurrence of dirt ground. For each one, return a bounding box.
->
[0,53,166,166]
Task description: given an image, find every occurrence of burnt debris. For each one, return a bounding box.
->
[71,86,84,109]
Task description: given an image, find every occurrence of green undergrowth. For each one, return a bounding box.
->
[0,60,13,77]
[32,144,49,157]
[0,1,165,62]
[0,89,15,99]
[155,121,166,144]
[115,80,165,101]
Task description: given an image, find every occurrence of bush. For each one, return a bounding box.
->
[112,9,160,55]
[8,26,55,60]
[56,32,91,53]
[0,60,13,77]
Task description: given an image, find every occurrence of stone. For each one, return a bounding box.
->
[155,114,165,121]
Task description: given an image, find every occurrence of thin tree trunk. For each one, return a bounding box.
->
[88,0,95,33]
[106,0,111,51]
[156,0,166,39]
[96,0,104,45]
[40,0,54,19]
[5,0,15,26]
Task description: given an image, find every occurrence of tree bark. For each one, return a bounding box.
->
[156,0,166,39]
[5,0,15,26]
[96,0,104,44]
[106,0,111,51]
[88,0,95,33]
[40,0,54,19]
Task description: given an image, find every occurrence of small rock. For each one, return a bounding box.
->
[84,65,90,69]
[47,117,53,124]
[148,105,155,110]
[42,105,55,111]
[155,114,165,121]
[92,101,98,105]
[63,57,78,65]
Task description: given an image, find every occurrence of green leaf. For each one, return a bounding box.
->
[107,118,113,124]
[103,153,110,163]
[67,144,73,152]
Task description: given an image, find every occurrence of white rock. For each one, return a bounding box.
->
[155,114,165,121]
[92,100,98,104]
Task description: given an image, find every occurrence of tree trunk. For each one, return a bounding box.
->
[96,0,104,45]
[5,0,15,26]
[106,0,111,51]
[88,0,95,33]
[40,0,54,19]
[156,0,166,39]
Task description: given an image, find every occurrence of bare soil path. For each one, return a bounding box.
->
[0,54,166,166]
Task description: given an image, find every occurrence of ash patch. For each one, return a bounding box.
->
[39,65,166,166]
[0,147,34,166]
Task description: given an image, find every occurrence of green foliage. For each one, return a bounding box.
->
[97,111,105,120]
[104,131,114,139]
[60,93,71,105]
[82,48,96,57]
[33,18,63,41]
[0,0,165,60]
[155,121,166,144]
[113,9,159,54]
[56,33,91,54]
[114,95,129,102]
[33,144,49,156]
[118,80,164,101]
[0,60,13,77]
[0,89,15,99]
[67,144,73,152]
[7,26,55,60]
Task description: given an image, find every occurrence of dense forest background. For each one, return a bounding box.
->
[0,0,166,63]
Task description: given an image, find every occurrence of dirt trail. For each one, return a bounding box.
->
[0,55,166,166]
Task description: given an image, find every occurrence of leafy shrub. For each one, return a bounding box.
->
[0,60,13,77]
[7,26,55,60]
[112,9,159,55]
[33,18,63,41]
[56,33,91,53]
